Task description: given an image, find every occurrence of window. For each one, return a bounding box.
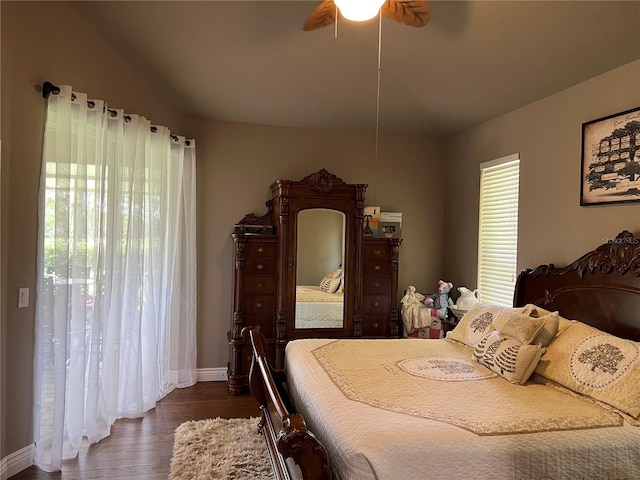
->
[478,154,520,306]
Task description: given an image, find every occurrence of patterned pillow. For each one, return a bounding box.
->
[319,275,341,294]
[447,304,528,347]
[473,329,544,384]
[498,314,546,344]
[325,268,343,279]
[534,322,640,419]
[522,304,572,342]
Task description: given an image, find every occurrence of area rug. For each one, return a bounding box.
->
[169,416,273,480]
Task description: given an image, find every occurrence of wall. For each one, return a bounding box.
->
[187,117,445,369]
[443,60,640,293]
[0,1,189,459]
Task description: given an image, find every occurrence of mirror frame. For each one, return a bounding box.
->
[270,170,366,341]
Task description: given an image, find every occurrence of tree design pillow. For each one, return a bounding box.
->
[447,304,528,347]
[534,322,640,419]
[319,275,341,294]
[472,330,544,384]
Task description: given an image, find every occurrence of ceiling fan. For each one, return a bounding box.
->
[303,0,431,31]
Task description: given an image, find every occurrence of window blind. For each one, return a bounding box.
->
[478,154,520,307]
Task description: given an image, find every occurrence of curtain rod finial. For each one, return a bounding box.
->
[42,81,60,99]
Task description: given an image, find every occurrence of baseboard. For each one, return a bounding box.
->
[0,443,34,480]
[196,367,228,382]
[0,368,228,478]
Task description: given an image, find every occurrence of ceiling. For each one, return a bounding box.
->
[72,1,640,136]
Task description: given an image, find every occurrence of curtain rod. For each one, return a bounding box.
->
[42,81,60,99]
[40,81,193,146]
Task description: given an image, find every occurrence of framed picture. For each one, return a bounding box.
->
[379,212,402,238]
[379,222,401,238]
[363,207,380,237]
[581,106,640,206]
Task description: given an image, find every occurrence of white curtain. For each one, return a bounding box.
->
[33,85,197,471]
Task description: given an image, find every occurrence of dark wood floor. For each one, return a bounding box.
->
[10,382,261,479]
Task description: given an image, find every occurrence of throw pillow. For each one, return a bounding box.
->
[534,321,640,419]
[326,267,343,279]
[319,275,341,294]
[473,329,544,384]
[523,304,573,340]
[447,304,527,347]
[498,314,546,345]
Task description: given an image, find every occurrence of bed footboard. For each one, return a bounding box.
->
[242,327,332,480]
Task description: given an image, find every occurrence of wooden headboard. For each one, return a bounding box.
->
[513,230,640,341]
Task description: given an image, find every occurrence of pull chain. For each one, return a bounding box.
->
[373,14,382,206]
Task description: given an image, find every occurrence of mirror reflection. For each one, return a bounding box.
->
[295,208,345,329]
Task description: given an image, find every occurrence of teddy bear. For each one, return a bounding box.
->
[423,280,454,319]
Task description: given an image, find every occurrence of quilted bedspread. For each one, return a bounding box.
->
[285,338,640,480]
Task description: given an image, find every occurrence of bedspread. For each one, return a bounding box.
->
[285,338,640,480]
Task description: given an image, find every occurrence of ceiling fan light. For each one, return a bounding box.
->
[335,0,386,22]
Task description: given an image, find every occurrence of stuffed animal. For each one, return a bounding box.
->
[423,280,454,319]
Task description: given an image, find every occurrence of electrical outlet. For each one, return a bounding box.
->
[18,288,29,308]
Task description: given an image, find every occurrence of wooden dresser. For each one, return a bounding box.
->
[227,170,402,394]
[228,232,277,396]
[362,237,402,337]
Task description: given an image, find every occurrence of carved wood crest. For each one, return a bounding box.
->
[301,169,346,194]
[530,231,640,279]
[236,202,274,227]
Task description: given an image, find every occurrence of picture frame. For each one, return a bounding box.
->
[379,212,402,239]
[581,106,640,206]
[379,222,401,239]
[363,206,380,237]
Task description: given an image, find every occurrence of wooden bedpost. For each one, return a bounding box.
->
[243,327,332,480]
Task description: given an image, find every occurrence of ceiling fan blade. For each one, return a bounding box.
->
[303,0,337,31]
[382,0,431,28]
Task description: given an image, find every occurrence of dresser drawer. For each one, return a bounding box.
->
[245,257,275,275]
[362,316,391,337]
[244,275,275,294]
[363,276,390,295]
[363,295,389,314]
[245,242,276,258]
[244,294,275,315]
[363,244,390,260]
[363,259,390,276]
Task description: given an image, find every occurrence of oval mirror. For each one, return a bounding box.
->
[295,208,345,329]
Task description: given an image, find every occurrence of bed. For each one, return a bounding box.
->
[243,230,640,480]
[295,285,344,329]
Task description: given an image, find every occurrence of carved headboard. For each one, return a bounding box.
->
[513,230,640,341]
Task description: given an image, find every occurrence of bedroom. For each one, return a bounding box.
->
[1,0,640,477]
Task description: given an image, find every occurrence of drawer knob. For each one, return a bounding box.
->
[257,246,264,253]
[255,302,263,309]
[373,282,381,288]
[374,265,381,271]
[373,249,381,256]
[373,322,379,328]
[373,301,379,307]
[256,282,263,288]
[256,264,264,270]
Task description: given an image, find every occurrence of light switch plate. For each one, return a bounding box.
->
[18,288,29,308]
